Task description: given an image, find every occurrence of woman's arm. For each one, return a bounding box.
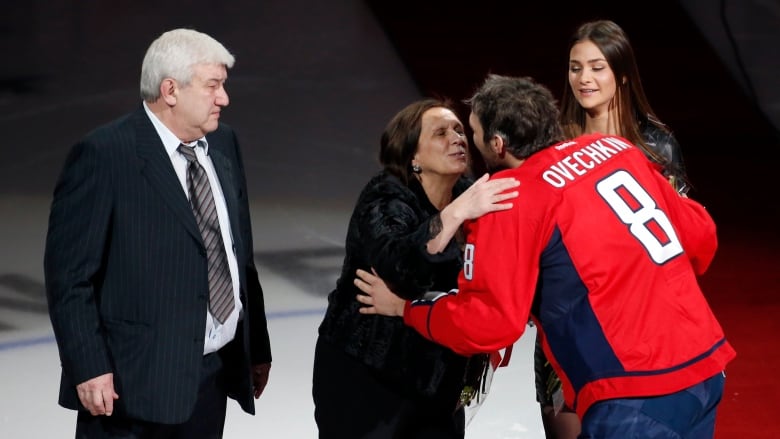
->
[427,174,519,254]
[358,174,518,299]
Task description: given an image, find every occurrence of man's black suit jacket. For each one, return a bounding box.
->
[44,106,272,423]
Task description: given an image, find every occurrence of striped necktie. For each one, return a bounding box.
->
[178,142,234,323]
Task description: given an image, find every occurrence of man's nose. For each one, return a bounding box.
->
[216,86,229,106]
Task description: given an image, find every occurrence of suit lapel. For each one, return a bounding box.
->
[132,109,203,245]
[208,142,242,252]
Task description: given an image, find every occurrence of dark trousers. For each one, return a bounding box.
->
[312,337,465,439]
[579,371,726,438]
[75,352,228,439]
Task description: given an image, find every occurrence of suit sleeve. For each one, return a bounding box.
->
[44,139,113,385]
[403,206,535,355]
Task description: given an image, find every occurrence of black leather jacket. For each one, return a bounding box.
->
[641,122,689,194]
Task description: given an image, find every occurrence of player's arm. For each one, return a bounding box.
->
[672,196,717,274]
[652,170,717,274]
[357,210,535,356]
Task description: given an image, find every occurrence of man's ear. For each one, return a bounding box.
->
[491,135,506,157]
[160,78,178,105]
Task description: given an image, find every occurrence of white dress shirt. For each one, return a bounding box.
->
[143,102,242,355]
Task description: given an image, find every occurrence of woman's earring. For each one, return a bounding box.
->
[412,164,422,173]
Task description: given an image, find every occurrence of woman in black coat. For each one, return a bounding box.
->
[312,98,518,439]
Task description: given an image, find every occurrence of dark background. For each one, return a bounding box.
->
[366,0,780,235]
[2,0,778,225]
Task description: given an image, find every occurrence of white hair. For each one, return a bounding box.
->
[140,28,235,101]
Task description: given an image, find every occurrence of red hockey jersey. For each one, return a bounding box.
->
[403,133,736,417]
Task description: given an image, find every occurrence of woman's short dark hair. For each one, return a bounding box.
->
[380,98,456,185]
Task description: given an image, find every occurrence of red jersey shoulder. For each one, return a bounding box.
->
[523,134,650,190]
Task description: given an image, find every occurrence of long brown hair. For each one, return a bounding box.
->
[560,19,668,165]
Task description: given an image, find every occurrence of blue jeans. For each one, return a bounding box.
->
[579,372,725,438]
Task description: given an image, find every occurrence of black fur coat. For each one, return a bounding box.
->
[317,171,473,397]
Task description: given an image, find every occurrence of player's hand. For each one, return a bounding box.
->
[355,268,406,317]
[76,373,119,416]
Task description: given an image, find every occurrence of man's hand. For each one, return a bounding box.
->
[76,373,119,416]
[251,363,271,398]
[354,268,406,317]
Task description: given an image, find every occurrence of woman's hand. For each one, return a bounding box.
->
[354,268,406,317]
[428,173,519,254]
[448,173,519,222]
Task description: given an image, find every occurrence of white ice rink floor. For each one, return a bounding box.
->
[0,195,545,439]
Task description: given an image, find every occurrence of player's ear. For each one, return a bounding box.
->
[490,135,505,155]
